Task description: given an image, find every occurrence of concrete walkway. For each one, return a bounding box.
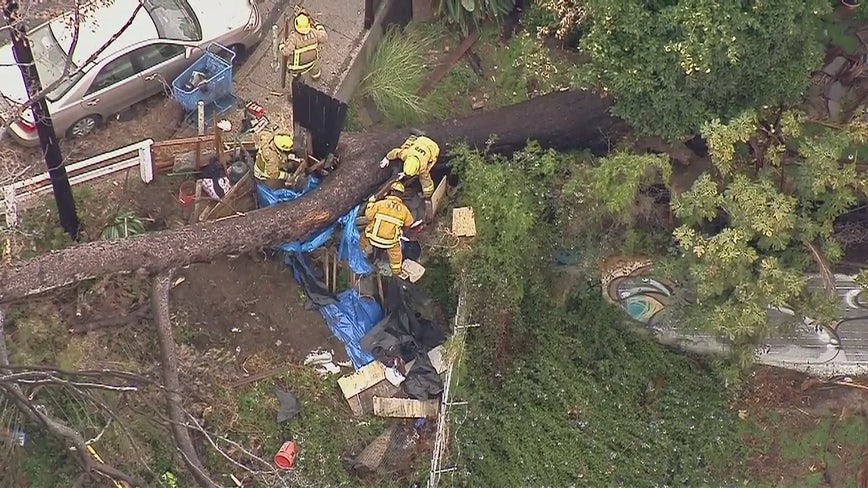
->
[225,0,369,130]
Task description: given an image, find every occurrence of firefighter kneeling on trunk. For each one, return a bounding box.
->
[254,131,296,190]
[380,133,440,222]
[360,182,414,279]
[280,12,327,92]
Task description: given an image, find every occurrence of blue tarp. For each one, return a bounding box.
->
[320,289,383,368]
[285,254,382,369]
[260,179,379,368]
[256,180,373,274]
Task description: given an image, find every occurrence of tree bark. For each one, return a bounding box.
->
[0,90,627,303]
[151,270,219,488]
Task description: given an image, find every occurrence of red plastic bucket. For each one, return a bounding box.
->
[274,441,297,469]
[178,181,196,207]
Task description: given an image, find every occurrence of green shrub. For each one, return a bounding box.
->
[358,25,440,125]
[101,209,146,240]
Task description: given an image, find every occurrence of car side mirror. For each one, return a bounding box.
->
[185,46,194,59]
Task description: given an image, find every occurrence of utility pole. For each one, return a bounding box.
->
[2,0,80,240]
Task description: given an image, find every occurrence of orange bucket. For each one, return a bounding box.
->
[178,181,196,207]
[273,441,297,469]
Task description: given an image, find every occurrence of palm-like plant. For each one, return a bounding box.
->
[434,0,516,34]
[101,210,146,240]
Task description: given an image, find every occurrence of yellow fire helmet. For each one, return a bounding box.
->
[403,155,421,176]
[295,14,312,35]
[273,133,293,152]
[390,181,405,194]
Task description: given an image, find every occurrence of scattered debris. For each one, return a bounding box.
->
[405,345,447,375]
[338,361,386,399]
[304,349,334,366]
[372,397,439,418]
[403,355,445,400]
[384,365,406,386]
[275,388,300,423]
[303,348,342,375]
[347,424,417,475]
[471,99,485,110]
[452,207,477,237]
[401,259,426,283]
[273,441,298,469]
[418,32,481,97]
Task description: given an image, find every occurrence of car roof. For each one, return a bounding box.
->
[47,1,159,67]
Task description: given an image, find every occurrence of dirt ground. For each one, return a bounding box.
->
[736,366,868,487]
[169,254,349,365]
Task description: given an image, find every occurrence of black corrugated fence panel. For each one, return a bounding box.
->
[382,0,412,29]
[291,77,349,160]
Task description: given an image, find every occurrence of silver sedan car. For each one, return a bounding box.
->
[0,0,263,146]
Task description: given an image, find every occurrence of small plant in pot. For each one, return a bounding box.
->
[843,0,862,9]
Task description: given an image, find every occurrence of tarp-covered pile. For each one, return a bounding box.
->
[284,253,381,368]
[257,179,373,275]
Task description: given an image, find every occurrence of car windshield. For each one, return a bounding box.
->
[143,0,201,41]
[30,24,83,102]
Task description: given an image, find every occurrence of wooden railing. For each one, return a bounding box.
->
[1,139,154,227]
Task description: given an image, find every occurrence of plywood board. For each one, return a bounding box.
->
[402,259,426,283]
[346,380,399,417]
[452,207,477,237]
[373,397,439,418]
[429,176,449,215]
[338,361,386,399]
[202,171,256,221]
[405,345,447,375]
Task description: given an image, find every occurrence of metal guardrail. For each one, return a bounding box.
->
[1,139,154,227]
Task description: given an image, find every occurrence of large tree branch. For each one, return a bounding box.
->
[0,89,627,302]
[805,239,837,301]
[151,270,219,488]
[0,309,145,487]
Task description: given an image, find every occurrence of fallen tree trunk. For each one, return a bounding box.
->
[152,271,219,488]
[0,90,627,303]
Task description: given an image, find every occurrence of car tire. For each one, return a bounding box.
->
[229,44,247,64]
[67,115,101,139]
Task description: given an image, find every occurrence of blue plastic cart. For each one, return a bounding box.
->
[171,43,238,126]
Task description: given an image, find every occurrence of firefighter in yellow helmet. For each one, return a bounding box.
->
[380,133,440,222]
[253,131,297,190]
[359,181,414,278]
[280,12,327,88]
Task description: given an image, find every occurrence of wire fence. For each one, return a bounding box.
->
[427,280,477,488]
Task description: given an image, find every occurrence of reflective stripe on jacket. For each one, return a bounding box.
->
[385,135,441,177]
[284,27,327,72]
[364,196,413,248]
[254,142,289,181]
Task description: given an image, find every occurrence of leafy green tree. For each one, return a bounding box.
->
[589,111,868,363]
[576,1,830,139]
[444,145,745,486]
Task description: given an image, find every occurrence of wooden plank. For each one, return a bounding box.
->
[451,207,477,237]
[338,361,386,399]
[346,380,399,417]
[429,175,448,215]
[152,134,217,148]
[418,32,480,97]
[201,171,256,221]
[373,397,439,418]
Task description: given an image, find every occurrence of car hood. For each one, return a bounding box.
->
[188,0,254,39]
